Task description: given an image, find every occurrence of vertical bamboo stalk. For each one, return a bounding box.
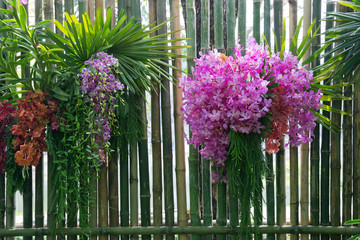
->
[35,2,44,236]
[88,0,95,23]
[44,2,55,239]
[0,173,4,240]
[23,173,32,240]
[68,160,78,240]
[120,138,129,240]
[109,138,119,240]
[354,75,360,221]
[149,1,162,240]
[200,1,212,240]
[321,5,334,240]
[65,0,74,15]
[301,2,311,240]
[79,0,87,21]
[238,0,246,49]
[186,1,201,239]
[98,164,108,240]
[105,0,115,26]
[276,139,286,240]
[214,2,226,240]
[289,6,299,240]
[95,0,104,16]
[5,189,15,240]
[170,1,188,240]
[274,0,283,51]
[331,5,346,240]
[226,0,237,234]
[138,92,151,240]
[157,1,175,239]
[264,0,270,45]
[129,141,138,233]
[89,168,98,240]
[266,153,275,240]
[253,0,260,43]
[311,2,321,240]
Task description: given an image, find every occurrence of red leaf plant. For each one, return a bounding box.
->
[11,89,59,167]
[0,100,15,173]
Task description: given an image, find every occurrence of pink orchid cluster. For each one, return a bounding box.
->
[180,38,321,176]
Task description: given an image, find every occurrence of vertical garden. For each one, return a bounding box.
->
[0,0,360,240]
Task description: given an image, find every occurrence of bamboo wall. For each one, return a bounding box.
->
[1,0,360,239]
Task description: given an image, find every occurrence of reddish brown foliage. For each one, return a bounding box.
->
[11,90,59,167]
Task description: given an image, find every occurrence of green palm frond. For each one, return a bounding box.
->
[315,0,360,88]
[47,7,189,95]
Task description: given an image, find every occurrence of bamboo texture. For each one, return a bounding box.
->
[109,138,119,240]
[5,189,15,240]
[253,0,260,43]
[138,92,151,240]
[98,164,108,240]
[149,2,162,240]
[238,0,246,50]
[65,0,74,15]
[120,138,129,240]
[331,5,346,240]
[321,4,335,240]
[0,173,3,240]
[148,0,161,229]
[301,2,311,240]
[23,173,32,240]
[95,0,104,16]
[276,139,286,240]
[310,3,321,240]
[89,168,98,240]
[214,2,226,240]
[264,0,270,45]
[354,75,360,220]
[289,7,299,240]
[266,153,275,240]
[186,1,201,240]
[200,1,212,240]
[129,141,138,231]
[78,0,86,20]
[157,1,175,239]
[87,0,95,23]
[1,226,360,236]
[170,1,188,240]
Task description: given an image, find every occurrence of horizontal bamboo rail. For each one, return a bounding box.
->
[0,226,360,237]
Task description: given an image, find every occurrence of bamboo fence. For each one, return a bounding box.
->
[0,1,359,240]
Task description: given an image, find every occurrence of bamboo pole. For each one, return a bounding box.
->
[238,0,246,49]
[105,0,115,26]
[289,7,299,240]
[354,76,360,221]
[252,2,262,240]
[301,2,311,240]
[65,0,74,15]
[264,0,270,45]
[109,138,119,240]
[170,1,188,240]
[35,0,42,23]
[149,1,162,240]
[23,173,32,240]
[89,168,98,240]
[321,5,335,240]
[186,1,201,239]
[214,2,226,240]
[331,5,346,240]
[226,0,235,54]
[98,164,108,240]
[310,2,321,240]
[253,0,260,43]
[200,1,212,240]
[266,153,275,240]
[157,1,175,239]
[2,225,360,236]
[0,173,3,240]
[68,159,78,240]
[276,139,286,240]
[5,189,15,240]
[35,159,44,239]
[87,0,95,23]
[79,0,86,21]
[95,0,104,16]
[129,141,138,233]
[138,92,151,240]
[120,137,129,240]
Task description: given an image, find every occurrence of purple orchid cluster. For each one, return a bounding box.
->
[180,38,321,181]
[79,52,124,163]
